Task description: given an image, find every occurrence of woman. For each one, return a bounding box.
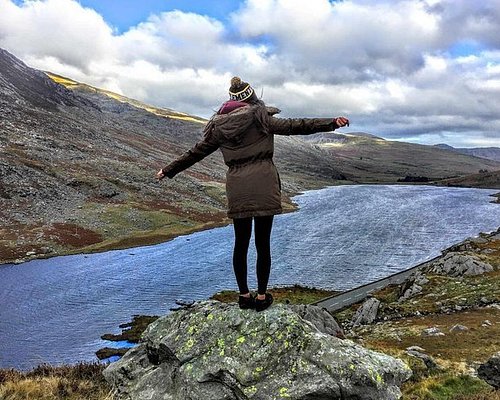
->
[157,77,349,312]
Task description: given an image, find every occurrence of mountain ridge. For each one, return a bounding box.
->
[434,143,500,162]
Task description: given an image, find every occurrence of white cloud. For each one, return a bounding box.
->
[0,0,499,147]
[0,0,114,71]
[233,0,441,82]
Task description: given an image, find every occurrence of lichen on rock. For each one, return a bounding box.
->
[103,300,411,399]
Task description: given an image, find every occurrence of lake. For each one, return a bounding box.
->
[0,185,499,369]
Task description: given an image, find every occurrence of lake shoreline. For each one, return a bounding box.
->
[1,184,499,375]
[2,182,498,266]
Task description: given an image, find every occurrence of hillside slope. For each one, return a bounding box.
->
[0,49,345,263]
[433,170,500,190]
[1,48,499,264]
[302,133,500,184]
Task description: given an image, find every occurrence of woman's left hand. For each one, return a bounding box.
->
[335,116,349,127]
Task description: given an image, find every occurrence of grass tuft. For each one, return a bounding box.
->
[403,373,497,400]
[0,362,113,400]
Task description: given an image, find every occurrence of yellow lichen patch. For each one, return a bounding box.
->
[279,387,291,398]
[243,385,258,396]
[185,338,195,350]
[236,336,246,344]
[217,338,225,356]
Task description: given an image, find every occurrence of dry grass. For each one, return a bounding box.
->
[402,372,498,400]
[0,362,113,400]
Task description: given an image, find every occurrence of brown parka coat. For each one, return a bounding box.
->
[162,103,338,219]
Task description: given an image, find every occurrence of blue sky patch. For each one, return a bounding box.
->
[78,0,243,32]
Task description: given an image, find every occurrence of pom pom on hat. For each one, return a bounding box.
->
[229,76,254,101]
[230,76,242,87]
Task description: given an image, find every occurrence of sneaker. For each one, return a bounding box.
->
[255,293,273,312]
[238,294,256,309]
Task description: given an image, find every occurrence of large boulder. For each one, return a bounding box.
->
[104,301,411,399]
[478,352,500,389]
[428,252,493,277]
[352,297,381,326]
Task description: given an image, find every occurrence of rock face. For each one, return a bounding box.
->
[288,303,344,338]
[398,270,430,302]
[428,252,493,277]
[478,352,500,389]
[103,301,411,400]
[352,297,381,326]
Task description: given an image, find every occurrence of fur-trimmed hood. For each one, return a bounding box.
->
[204,104,281,145]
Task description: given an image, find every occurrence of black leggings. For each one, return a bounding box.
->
[232,215,274,295]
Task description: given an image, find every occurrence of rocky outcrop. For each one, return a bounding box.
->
[352,297,381,326]
[478,352,500,389]
[288,303,344,338]
[104,301,411,399]
[427,252,493,277]
[405,350,439,370]
[398,271,429,302]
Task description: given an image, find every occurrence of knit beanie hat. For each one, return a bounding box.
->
[229,76,255,101]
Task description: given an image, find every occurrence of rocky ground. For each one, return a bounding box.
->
[333,228,500,399]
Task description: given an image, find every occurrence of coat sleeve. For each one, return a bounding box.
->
[268,117,339,136]
[161,124,220,178]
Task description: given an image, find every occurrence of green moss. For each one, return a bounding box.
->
[100,315,159,343]
[403,374,493,400]
[202,183,227,204]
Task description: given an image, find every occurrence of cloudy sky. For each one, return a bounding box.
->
[1,0,500,147]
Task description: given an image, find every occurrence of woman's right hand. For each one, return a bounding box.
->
[335,117,349,127]
[156,169,165,181]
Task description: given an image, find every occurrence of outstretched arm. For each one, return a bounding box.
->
[269,116,349,136]
[157,131,219,180]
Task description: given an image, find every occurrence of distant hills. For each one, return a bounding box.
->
[1,48,499,263]
[434,143,500,162]
[431,169,500,190]
[301,132,500,184]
